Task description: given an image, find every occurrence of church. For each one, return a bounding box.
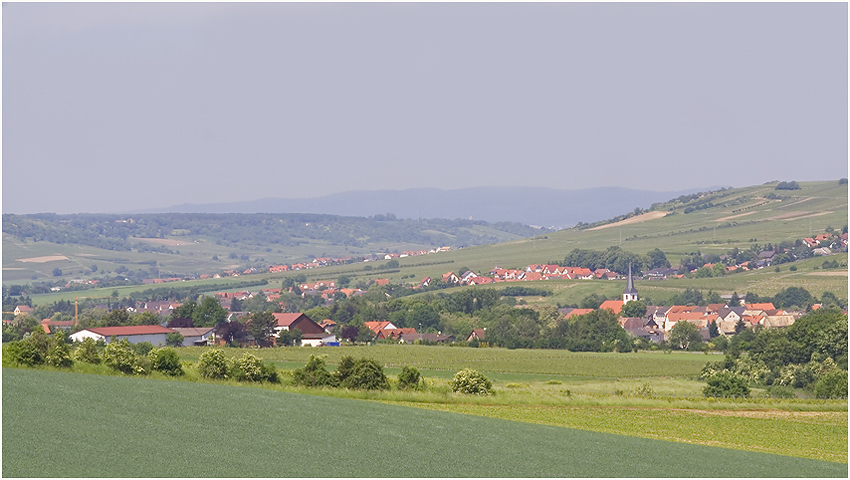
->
[598,264,639,314]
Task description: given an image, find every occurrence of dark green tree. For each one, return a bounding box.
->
[192,297,227,327]
[248,311,277,347]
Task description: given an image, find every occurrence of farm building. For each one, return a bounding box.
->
[70,325,174,346]
[170,327,215,346]
[300,332,339,347]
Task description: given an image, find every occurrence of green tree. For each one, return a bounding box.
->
[192,297,227,327]
[248,311,277,347]
[104,309,130,327]
[647,248,671,269]
[72,337,102,364]
[166,331,185,347]
[339,358,389,390]
[292,355,339,387]
[621,300,647,318]
[337,275,352,288]
[397,366,422,390]
[669,321,703,350]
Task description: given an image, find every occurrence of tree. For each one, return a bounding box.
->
[248,311,277,347]
[197,349,230,379]
[292,355,339,387]
[337,275,351,288]
[621,300,647,318]
[104,309,130,327]
[669,321,703,350]
[338,357,389,390]
[647,248,671,269]
[166,331,185,347]
[52,268,62,277]
[192,297,227,327]
[397,366,422,390]
[277,327,302,347]
[217,320,248,346]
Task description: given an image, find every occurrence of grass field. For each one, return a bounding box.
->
[3,368,847,477]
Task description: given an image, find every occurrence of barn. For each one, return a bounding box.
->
[70,325,174,346]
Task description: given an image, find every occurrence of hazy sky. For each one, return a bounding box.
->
[3,2,847,214]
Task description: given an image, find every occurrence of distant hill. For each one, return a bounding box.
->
[139,186,723,229]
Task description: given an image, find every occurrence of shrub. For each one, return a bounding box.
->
[336,356,357,382]
[230,352,278,383]
[149,348,184,376]
[813,370,848,399]
[73,337,102,364]
[103,340,149,375]
[340,358,389,390]
[397,366,422,390]
[132,342,154,356]
[632,383,655,398]
[5,329,50,366]
[197,349,230,379]
[450,368,493,395]
[45,331,73,368]
[763,385,796,399]
[703,371,750,398]
[292,355,339,387]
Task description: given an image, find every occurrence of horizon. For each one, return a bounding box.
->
[3,3,847,214]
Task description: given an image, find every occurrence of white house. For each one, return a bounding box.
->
[70,325,174,346]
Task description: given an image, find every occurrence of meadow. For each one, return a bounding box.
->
[3,368,847,477]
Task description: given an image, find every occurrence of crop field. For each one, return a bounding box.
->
[390,402,848,463]
[4,368,847,477]
[179,345,711,378]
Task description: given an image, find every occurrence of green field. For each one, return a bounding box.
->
[4,368,847,477]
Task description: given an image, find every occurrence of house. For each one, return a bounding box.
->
[420,277,431,287]
[170,327,215,346]
[70,325,174,346]
[364,321,397,333]
[376,328,417,340]
[813,247,832,256]
[272,313,325,334]
[563,308,594,319]
[40,319,76,334]
[466,328,487,342]
[398,333,454,344]
[442,272,460,284]
[318,319,337,333]
[300,332,339,347]
[14,305,33,316]
[271,313,331,346]
[599,300,624,315]
[467,276,494,285]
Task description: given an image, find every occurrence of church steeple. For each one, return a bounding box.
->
[623,263,638,303]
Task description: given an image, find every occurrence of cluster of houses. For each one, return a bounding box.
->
[65,312,339,348]
[422,265,622,287]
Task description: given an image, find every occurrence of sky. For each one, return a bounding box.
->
[3,2,848,214]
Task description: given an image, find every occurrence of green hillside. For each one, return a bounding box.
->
[7,180,847,307]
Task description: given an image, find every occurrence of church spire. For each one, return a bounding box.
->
[623,263,638,303]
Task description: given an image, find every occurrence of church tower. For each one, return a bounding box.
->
[622,263,638,303]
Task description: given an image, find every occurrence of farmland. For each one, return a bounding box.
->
[4,180,847,310]
[3,368,847,477]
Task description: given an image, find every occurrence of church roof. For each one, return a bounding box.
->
[623,264,638,295]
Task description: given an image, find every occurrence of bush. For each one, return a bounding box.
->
[73,337,102,364]
[149,348,184,376]
[4,329,50,366]
[45,331,73,368]
[703,371,750,398]
[230,352,278,383]
[292,355,339,387]
[197,349,230,379]
[340,358,389,390]
[763,385,796,399]
[132,342,154,356]
[814,370,848,399]
[397,366,422,390]
[103,340,149,375]
[450,368,493,395]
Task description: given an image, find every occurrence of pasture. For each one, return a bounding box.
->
[3,368,847,477]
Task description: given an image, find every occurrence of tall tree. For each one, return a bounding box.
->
[192,297,227,327]
[248,311,277,347]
